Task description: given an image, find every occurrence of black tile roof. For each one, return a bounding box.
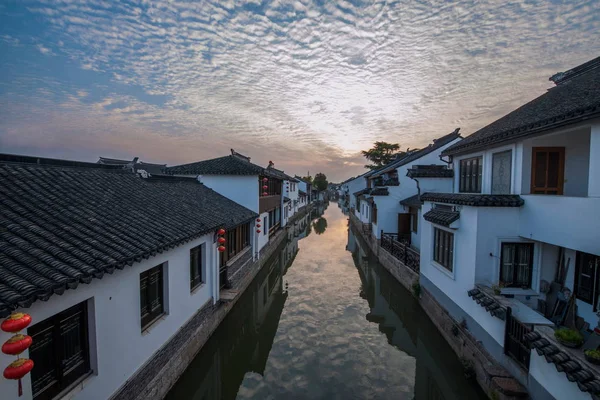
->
[0,156,258,317]
[166,155,265,176]
[420,192,524,207]
[423,209,460,227]
[370,187,389,196]
[265,167,298,182]
[299,190,307,196]
[406,165,453,178]
[467,288,506,320]
[443,57,600,156]
[370,129,461,178]
[525,330,600,395]
[353,188,372,197]
[400,194,422,208]
[98,157,168,175]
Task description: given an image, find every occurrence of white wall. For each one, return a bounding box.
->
[347,176,367,209]
[372,195,402,238]
[529,352,592,400]
[200,175,259,212]
[589,122,600,197]
[257,211,270,252]
[0,234,217,400]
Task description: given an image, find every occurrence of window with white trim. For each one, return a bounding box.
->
[433,228,454,272]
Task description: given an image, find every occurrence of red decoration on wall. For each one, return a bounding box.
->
[262,192,268,196]
[2,335,32,356]
[1,313,32,333]
[217,228,226,236]
[218,237,226,244]
[3,359,34,380]
[217,246,226,252]
[256,229,261,233]
[256,224,261,228]
[256,218,261,222]
[262,177,268,182]
[262,185,268,190]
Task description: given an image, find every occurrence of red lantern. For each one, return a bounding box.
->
[257,224,261,228]
[262,177,268,182]
[1,313,32,333]
[256,229,261,233]
[217,228,225,236]
[218,237,226,244]
[3,359,34,380]
[218,246,226,252]
[262,192,268,196]
[262,185,268,190]
[256,218,261,222]
[2,334,32,356]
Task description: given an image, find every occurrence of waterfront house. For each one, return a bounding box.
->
[262,165,300,228]
[354,130,462,245]
[419,56,600,399]
[0,154,257,400]
[295,176,313,204]
[167,150,285,255]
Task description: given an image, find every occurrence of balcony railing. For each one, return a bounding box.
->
[504,306,533,371]
[380,232,420,272]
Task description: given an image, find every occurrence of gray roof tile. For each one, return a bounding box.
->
[423,209,460,226]
[421,192,524,207]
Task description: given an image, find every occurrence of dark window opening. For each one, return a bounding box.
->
[220,223,251,266]
[459,156,483,193]
[531,147,565,195]
[500,243,533,288]
[409,207,418,233]
[433,228,454,272]
[29,301,90,400]
[140,264,165,330]
[259,176,282,197]
[190,245,203,291]
[574,252,600,310]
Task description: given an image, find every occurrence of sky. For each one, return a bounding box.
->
[0,0,599,182]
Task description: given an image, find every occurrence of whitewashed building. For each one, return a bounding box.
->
[0,154,257,400]
[419,57,600,399]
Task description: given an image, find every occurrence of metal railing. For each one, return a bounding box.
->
[380,232,420,272]
[504,306,532,370]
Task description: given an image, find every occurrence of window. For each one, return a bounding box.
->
[29,301,90,400]
[531,147,565,195]
[500,243,534,288]
[459,156,483,193]
[190,245,203,291]
[492,150,512,194]
[259,176,281,197]
[227,229,237,257]
[372,204,378,224]
[409,207,418,233]
[574,252,600,310]
[140,264,165,330]
[264,217,267,235]
[433,228,454,272]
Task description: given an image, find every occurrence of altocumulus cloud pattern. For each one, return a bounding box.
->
[0,0,599,180]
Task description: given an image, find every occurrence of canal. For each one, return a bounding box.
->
[166,204,486,400]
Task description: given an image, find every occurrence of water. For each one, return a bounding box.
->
[166,204,486,400]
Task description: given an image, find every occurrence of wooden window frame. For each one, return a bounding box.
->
[433,227,454,272]
[190,245,203,291]
[29,301,91,400]
[499,243,534,289]
[530,147,565,195]
[459,156,483,193]
[140,264,165,331]
[574,252,600,311]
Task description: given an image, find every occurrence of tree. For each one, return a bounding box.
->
[313,173,328,191]
[362,141,401,170]
[301,175,312,184]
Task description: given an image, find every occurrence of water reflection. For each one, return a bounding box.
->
[347,226,486,400]
[312,217,328,235]
[167,205,485,400]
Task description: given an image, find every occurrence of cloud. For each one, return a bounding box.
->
[1,0,600,181]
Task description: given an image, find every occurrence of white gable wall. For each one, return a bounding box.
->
[199,175,259,213]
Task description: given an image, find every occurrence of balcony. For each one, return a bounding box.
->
[519,195,600,255]
[259,195,281,214]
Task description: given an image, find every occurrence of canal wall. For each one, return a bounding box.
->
[348,212,528,400]
[111,205,313,400]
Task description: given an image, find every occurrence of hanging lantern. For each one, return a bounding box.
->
[217,246,226,252]
[262,192,268,196]
[256,218,261,222]
[1,313,32,333]
[218,237,226,244]
[217,228,226,236]
[2,334,32,356]
[262,177,268,182]
[256,229,261,233]
[262,185,268,190]
[3,359,34,380]
[257,224,261,228]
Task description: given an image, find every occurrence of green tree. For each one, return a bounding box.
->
[362,141,402,170]
[301,175,312,184]
[313,173,328,191]
[312,217,328,235]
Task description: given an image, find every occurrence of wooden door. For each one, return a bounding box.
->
[398,213,411,235]
[531,147,565,194]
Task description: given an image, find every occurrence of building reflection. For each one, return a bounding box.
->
[347,227,486,400]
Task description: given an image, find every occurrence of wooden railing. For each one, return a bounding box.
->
[504,307,532,370]
[380,232,420,273]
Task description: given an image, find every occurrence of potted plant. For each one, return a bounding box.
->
[584,349,600,365]
[491,282,505,295]
[554,328,584,348]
